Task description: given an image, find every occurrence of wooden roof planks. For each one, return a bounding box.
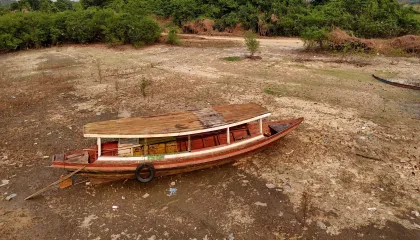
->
[84,103,271,138]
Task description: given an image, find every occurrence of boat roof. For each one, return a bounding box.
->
[84,103,271,138]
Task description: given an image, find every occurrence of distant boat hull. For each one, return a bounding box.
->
[372,74,420,90]
[52,118,303,178]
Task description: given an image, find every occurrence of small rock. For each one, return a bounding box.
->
[367,207,377,211]
[317,221,327,230]
[96,112,101,116]
[412,211,419,217]
[42,156,49,159]
[85,182,91,186]
[266,183,276,189]
[0,180,10,187]
[283,183,292,191]
[112,205,119,210]
[170,181,176,186]
[121,196,125,200]
[228,233,234,240]
[278,211,284,217]
[254,201,267,207]
[242,180,249,183]
[5,193,17,201]
[142,193,150,199]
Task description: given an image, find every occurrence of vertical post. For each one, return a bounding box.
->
[188,135,191,152]
[97,137,101,157]
[259,118,263,135]
[227,127,230,144]
[144,138,148,155]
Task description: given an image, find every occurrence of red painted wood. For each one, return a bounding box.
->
[52,118,304,176]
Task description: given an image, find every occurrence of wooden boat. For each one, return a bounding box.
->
[52,104,303,182]
[372,74,420,90]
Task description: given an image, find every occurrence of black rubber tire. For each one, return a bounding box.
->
[135,163,155,183]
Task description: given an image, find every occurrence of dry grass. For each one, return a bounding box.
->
[327,28,420,56]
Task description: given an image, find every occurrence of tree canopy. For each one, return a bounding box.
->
[0,0,419,52]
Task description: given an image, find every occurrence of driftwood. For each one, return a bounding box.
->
[25,166,86,200]
[356,153,382,161]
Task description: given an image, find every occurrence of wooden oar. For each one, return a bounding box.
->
[25,166,86,200]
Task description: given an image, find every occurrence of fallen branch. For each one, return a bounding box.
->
[356,153,382,161]
[25,166,86,200]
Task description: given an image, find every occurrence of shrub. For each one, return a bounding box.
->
[244,31,260,57]
[126,16,161,45]
[166,26,180,45]
[0,7,161,52]
[301,26,328,49]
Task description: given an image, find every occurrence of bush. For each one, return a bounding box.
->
[126,16,161,45]
[244,31,260,57]
[0,7,161,52]
[166,26,180,45]
[301,26,328,49]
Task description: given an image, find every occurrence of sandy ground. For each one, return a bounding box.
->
[0,36,419,240]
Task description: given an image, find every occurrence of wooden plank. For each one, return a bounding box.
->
[83,104,270,138]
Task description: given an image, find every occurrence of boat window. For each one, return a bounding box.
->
[139,137,178,156]
[177,124,252,151]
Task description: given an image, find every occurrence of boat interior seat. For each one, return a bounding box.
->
[268,123,290,135]
[65,152,89,164]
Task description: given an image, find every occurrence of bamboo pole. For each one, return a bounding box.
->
[25,166,86,200]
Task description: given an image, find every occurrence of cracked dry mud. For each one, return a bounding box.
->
[0,36,419,239]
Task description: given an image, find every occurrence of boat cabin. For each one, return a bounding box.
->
[83,104,271,162]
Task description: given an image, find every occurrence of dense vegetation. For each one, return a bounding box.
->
[0,0,419,52]
[0,0,161,52]
[147,0,419,38]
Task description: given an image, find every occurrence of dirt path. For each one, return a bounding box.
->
[180,34,305,49]
[0,38,419,239]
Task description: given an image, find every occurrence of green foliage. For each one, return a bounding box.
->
[0,5,161,52]
[222,56,241,61]
[1,0,419,53]
[167,26,181,45]
[244,31,260,56]
[301,26,328,49]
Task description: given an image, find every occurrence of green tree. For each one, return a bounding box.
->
[166,26,180,45]
[244,31,260,57]
[55,0,73,12]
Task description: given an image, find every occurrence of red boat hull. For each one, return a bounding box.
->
[52,118,303,178]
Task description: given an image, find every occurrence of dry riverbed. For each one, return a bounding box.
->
[0,36,419,239]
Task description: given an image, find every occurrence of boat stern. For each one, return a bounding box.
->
[51,150,91,168]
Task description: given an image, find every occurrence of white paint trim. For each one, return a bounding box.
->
[96,135,265,162]
[84,113,271,138]
[227,127,230,144]
[97,138,101,157]
[259,118,263,134]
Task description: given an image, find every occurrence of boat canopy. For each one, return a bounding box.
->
[84,103,271,138]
